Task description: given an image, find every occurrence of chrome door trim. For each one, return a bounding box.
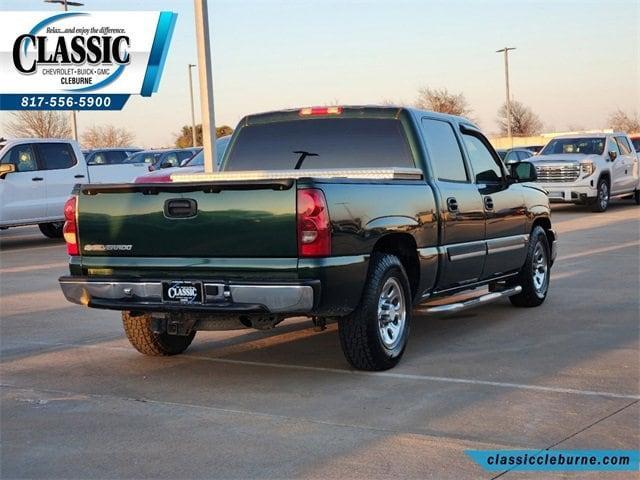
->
[486,234,529,255]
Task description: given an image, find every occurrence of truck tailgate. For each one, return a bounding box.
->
[77,180,297,257]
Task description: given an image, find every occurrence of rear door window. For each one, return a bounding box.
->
[615,136,632,155]
[36,143,77,170]
[105,150,128,164]
[225,118,414,171]
[421,118,468,182]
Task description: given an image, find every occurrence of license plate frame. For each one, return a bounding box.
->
[162,280,204,304]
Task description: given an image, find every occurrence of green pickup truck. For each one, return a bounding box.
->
[59,106,557,371]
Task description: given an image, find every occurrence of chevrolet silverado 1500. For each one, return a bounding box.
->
[59,106,557,370]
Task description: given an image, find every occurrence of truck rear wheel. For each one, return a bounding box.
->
[338,254,411,371]
[38,222,64,238]
[122,311,195,356]
[508,226,550,308]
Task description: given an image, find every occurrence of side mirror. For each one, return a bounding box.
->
[509,161,537,183]
[0,163,16,179]
[608,151,617,161]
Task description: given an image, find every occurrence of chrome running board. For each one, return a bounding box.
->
[420,286,522,314]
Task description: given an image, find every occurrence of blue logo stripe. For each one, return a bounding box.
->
[24,12,88,54]
[140,11,177,97]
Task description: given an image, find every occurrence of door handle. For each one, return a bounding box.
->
[484,196,494,211]
[31,177,44,182]
[74,174,85,178]
[164,198,198,218]
[446,197,458,212]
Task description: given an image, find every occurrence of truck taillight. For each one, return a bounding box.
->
[63,196,78,255]
[297,189,331,257]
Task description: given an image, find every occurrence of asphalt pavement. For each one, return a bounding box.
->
[1,201,639,479]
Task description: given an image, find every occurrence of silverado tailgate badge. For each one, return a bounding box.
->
[84,244,132,251]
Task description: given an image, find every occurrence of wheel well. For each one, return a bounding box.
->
[372,234,420,299]
[532,217,554,250]
[598,171,611,185]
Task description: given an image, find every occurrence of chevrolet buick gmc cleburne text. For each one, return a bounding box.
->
[58,106,557,371]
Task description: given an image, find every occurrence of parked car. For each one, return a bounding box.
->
[530,133,640,211]
[123,148,201,172]
[82,148,142,165]
[0,139,150,238]
[496,148,536,162]
[59,106,556,371]
[522,145,544,154]
[134,136,231,183]
[503,148,536,163]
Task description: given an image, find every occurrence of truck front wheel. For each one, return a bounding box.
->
[38,222,64,238]
[508,226,550,308]
[122,311,195,356]
[590,178,609,212]
[338,254,411,371]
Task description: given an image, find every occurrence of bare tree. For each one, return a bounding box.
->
[608,109,640,133]
[497,100,543,136]
[4,111,71,138]
[81,124,135,148]
[414,87,473,118]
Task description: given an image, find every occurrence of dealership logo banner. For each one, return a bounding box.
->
[0,11,177,110]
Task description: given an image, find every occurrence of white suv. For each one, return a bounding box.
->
[530,133,640,212]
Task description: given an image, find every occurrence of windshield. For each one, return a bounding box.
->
[186,137,231,167]
[123,151,161,164]
[224,118,414,171]
[541,137,605,156]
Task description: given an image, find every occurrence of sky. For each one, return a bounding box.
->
[1,0,638,147]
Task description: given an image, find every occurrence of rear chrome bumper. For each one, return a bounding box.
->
[59,277,316,314]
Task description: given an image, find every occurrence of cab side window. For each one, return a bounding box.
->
[37,143,77,170]
[88,153,106,165]
[421,118,468,182]
[2,144,38,172]
[461,133,504,183]
[607,137,620,157]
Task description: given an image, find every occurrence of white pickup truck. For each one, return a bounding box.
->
[530,133,640,212]
[0,138,149,238]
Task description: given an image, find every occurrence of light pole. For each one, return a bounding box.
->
[193,0,217,173]
[188,64,197,147]
[45,0,84,142]
[496,47,516,147]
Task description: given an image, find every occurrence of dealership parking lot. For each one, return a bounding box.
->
[1,202,638,479]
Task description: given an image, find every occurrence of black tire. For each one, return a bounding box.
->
[590,178,610,212]
[38,222,64,238]
[634,190,640,205]
[122,311,195,356]
[338,254,412,371]
[509,226,550,308]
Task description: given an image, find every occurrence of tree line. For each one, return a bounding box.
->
[3,97,639,146]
